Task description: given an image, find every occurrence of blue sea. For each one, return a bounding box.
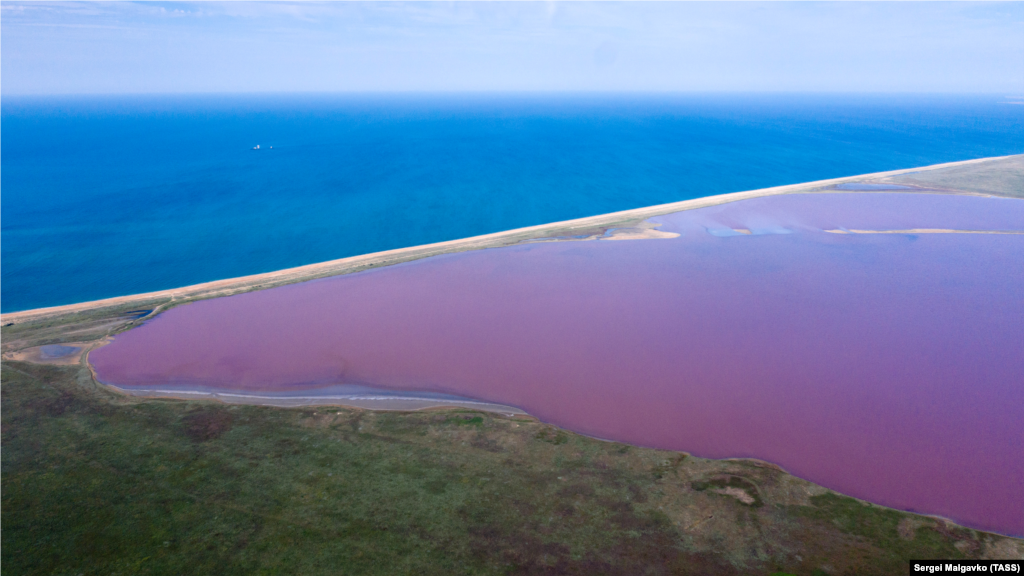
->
[2,94,1022,313]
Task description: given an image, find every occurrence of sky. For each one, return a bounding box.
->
[2,1,1022,95]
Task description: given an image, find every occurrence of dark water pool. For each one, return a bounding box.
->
[40,344,80,359]
[91,193,1024,536]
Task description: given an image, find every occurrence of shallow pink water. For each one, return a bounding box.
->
[92,193,1024,536]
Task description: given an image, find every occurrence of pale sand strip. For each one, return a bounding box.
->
[599,221,681,241]
[4,154,1018,325]
[825,229,1024,235]
[110,386,528,416]
[601,229,680,241]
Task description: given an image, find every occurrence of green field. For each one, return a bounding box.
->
[3,352,1020,575]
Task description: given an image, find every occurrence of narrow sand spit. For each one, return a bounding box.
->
[4,154,1016,326]
[106,386,527,416]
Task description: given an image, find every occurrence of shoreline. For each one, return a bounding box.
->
[3,154,1016,325]
[105,385,529,415]
[78,341,528,416]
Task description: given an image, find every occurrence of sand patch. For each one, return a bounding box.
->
[103,386,528,416]
[712,486,757,505]
[601,224,680,241]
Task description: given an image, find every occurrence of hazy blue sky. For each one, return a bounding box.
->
[3,1,1022,95]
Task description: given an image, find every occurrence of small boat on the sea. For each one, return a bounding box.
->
[252,144,260,150]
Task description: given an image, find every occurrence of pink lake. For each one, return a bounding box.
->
[91,193,1024,537]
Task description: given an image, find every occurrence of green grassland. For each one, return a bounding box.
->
[3,354,1021,575]
[888,154,1024,198]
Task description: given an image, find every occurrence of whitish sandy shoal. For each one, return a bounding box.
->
[107,386,528,416]
[4,154,1018,325]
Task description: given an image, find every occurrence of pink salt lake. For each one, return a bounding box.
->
[91,193,1024,537]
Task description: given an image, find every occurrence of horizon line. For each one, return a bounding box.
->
[4,90,1023,99]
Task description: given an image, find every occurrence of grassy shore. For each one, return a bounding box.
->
[4,358,1021,576]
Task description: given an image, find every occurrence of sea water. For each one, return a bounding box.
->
[3,94,1022,312]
